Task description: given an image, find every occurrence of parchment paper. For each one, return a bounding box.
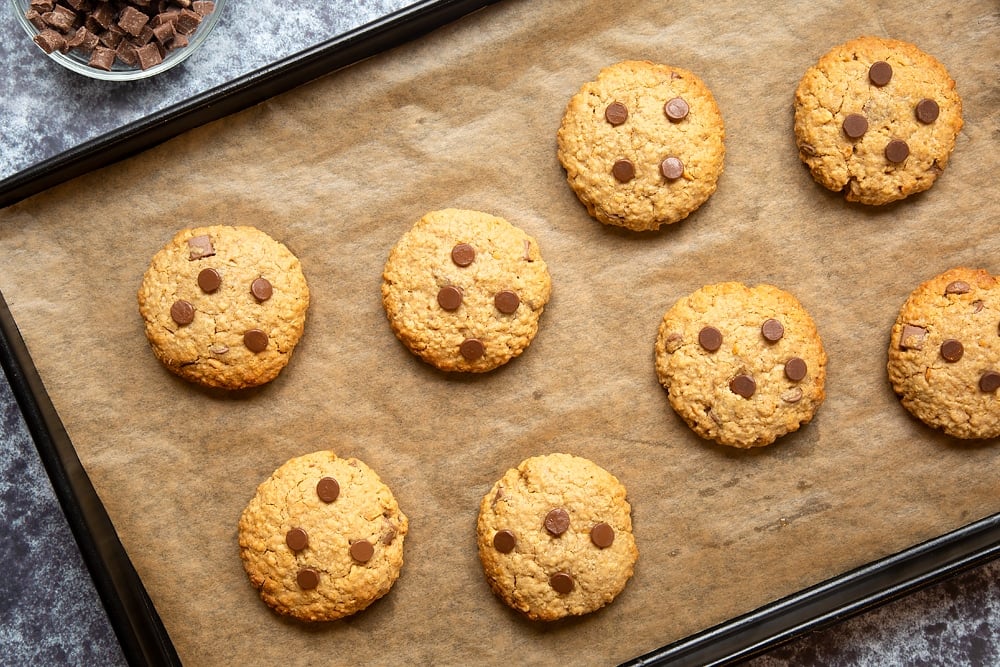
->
[1,1,998,664]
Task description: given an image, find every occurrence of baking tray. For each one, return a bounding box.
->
[1,1,998,664]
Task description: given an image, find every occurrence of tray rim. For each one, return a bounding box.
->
[1,0,998,663]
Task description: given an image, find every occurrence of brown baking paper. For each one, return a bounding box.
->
[1,1,998,664]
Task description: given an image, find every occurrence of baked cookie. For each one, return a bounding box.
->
[655,282,827,448]
[381,209,552,372]
[477,453,638,621]
[137,225,309,390]
[794,36,963,205]
[557,60,726,231]
[238,450,408,621]
[887,267,1000,439]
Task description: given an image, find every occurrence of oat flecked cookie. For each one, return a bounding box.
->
[137,225,309,389]
[655,282,827,448]
[557,60,726,231]
[794,36,963,205]
[887,267,1000,439]
[381,209,552,372]
[477,453,638,621]
[238,451,408,621]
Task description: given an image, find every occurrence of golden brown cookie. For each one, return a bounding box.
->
[557,60,726,231]
[887,267,1000,439]
[238,451,408,622]
[794,36,963,205]
[381,209,552,372]
[137,225,309,389]
[476,453,638,621]
[655,282,827,448]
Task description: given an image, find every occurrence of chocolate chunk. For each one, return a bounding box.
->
[42,6,76,33]
[191,0,215,15]
[99,27,123,49]
[884,139,910,164]
[784,357,808,382]
[842,113,868,139]
[437,285,463,311]
[980,371,1000,393]
[349,539,374,563]
[296,568,320,590]
[698,326,723,352]
[900,324,928,350]
[174,8,202,34]
[604,102,628,126]
[549,572,575,594]
[940,339,964,363]
[135,42,162,69]
[152,20,175,45]
[33,29,66,54]
[612,159,635,183]
[868,61,893,86]
[544,508,570,536]
[729,374,757,398]
[590,522,615,548]
[243,329,268,353]
[25,9,46,30]
[29,0,55,11]
[915,98,940,124]
[197,268,221,293]
[451,243,475,267]
[459,338,485,361]
[187,235,215,260]
[170,299,194,325]
[87,46,118,72]
[761,318,784,342]
[494,290,520,314]
[660,156,684,181]
[89,2,114,30]
[664,97,689,121]
[209,344,228,355]
[945,281,971,295]
[250,277,273,302]
[316,477,340,503]
[115,40,138,66]
[492,530,517,554]
[285,528,309,551]
[118,5,149,36]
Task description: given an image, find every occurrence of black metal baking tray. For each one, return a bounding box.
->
[1,0,998,664]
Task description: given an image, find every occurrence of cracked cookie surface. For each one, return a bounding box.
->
[138,225,309,389]
[238,450,408,621]
[887,267,1000,439]
[476,453,638,621]
[655,282,827,448]
[381,209,551,372]
[557,60,726,231]
[793,36,962,205]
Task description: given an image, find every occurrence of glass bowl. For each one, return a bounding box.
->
[11,0,226,81]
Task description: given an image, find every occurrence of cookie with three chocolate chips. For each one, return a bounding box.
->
[655,282,828,448]
[381,209,552,372]
[557,60,726,231]
[238,450,408,621]
[887,267,1000,439]
[794,36,963,205]
[477,453,638,621]
[137,225,309,389]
